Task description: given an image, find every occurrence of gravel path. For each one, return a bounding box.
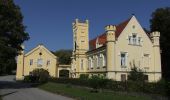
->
[0,75,73,100]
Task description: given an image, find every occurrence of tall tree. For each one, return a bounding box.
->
[0,0,29,75]
[150,7,170,80]
[53,50,72,64]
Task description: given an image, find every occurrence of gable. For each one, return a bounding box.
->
[89,16,152,50]
[25,44,57,59]
[117,16,152,45]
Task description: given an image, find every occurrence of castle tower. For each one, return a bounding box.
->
[105,25,116,79]
[71,19,89,78]
[16,44,25,80]
[150,31,162,80]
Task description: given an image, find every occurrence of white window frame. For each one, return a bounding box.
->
[128,36,132,44]
[96,55,99,68]
[37,58,43,67]
[121,52,127,67]
[132,34,137,45]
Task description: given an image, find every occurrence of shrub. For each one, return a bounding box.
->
[79,74,89,80]
[128,67,146,82]
[32,68,49,83]
[88,75,110,92]
[24,68,49,83]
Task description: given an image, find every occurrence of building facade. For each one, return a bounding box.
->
[71,16,162,82]
[16,44,71,80]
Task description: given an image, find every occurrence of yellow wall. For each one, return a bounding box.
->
[71,16,162,82]
[16,44,58,80]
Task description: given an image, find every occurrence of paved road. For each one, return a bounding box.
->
[0,75,74,100]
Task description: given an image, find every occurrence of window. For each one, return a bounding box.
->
[88,57,93,69]
[47,60,50,66]
[138,37,141,45]
[121,74,126,81]
[121,52,127,67]
[96,56,99,68]
[37,58,43,67]
[129,34,142,45]
[93,56,95,68]
[103,54,106,67]
[99,54,102,67]
[30,59,33,66]
[81,59,83,70]
[144,75,148,81]
[132,34,137,45]
[128,36,132,44]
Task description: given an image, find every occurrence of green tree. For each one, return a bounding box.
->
[53,49,72,64]
[0,0,29,75]
[128,67,145,82]
[150,7,170,80]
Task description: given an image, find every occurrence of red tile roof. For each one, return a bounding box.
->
[89,17,131,50]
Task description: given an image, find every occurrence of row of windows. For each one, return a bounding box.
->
[88,54,106,69]
[82,52,150,70]
[120,52,150,68]
[29,59,50,67]
[128,34,142,45]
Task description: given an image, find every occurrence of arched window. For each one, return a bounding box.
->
[88,57,93,68]
[99,54,103,67]
[96,55,99,68]
[93,56,95,68]
[103,54,105,66]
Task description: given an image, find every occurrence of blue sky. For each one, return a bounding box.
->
[14,0,170,52]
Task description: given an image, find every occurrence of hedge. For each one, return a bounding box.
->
[49,77,169,97]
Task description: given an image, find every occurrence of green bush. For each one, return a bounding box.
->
[24,68,49,83]
[79,74,89,80]
[32,68,49,83]
[49,77,169,97]
[128,67,146,82]
[24,75,37,83]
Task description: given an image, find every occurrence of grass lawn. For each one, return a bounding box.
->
[39,82,153,100]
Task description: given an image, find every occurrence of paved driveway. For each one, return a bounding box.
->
[0,75,73,100]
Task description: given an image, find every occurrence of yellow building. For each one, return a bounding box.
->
[71,15,162,82]
[16,44,71,80]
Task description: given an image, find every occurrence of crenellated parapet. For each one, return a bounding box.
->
[150,31,160,46]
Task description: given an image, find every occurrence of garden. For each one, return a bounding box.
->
[23,68,170,100]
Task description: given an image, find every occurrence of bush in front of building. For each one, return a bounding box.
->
[24,68,49,83]
[49,76,169,97]
[79,74,89,80]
